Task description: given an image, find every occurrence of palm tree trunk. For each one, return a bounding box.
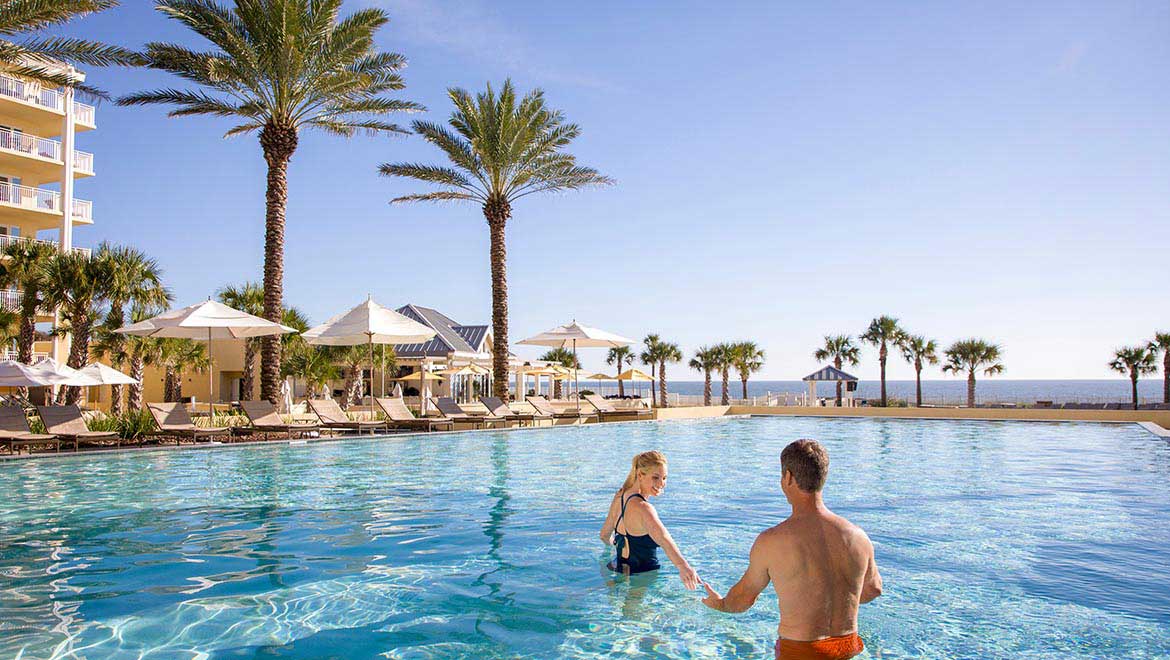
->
[1132,373,1139,411]
[834,357,843,406]
[704,369,712,406]
[16,291,37,399]
[259,123,298,404]
[649,364,656,407]
[164,366,177,402]
[741,376,748,400]
[174,370,183,402]
[915,365,923,407]
[879,343,888,406]
[1164,353,1169,404]
[617,377,625,398]
[658,360,668,408]
[967,371,976,408]
[128,352,144,410]
[553,379,562,399]
[483,196,511,401]
[721,367,729,406]
[242,339,257,401]
[59,310,91,405]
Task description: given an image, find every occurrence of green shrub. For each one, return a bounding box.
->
[86,409,159,440]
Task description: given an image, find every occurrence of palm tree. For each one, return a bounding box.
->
[1110,346,1158,411]
[539,347,579,399]
[1147,333,1170,404]
[813,335,861,406]
[0,240,55,371]
[942,339,1004,408]
[607,345,634,397]
[900,334,939,407]
[730,341,765,400]
[712,343,734,405]
[327,344,368,408]
[689,346,718,406]
[861,316,905,407]
[41,250,109,404]
[282,344,337,399]
[380,80,612,400]
[217,282,263,401]
[639,334,662,407]
[656,341,682,408]
[124,306,165,411]
[0,0,141,99]
[92,243,169,415]
[162,338,209,402]
[121,0,422,404]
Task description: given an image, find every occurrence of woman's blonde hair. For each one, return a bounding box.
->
[621,450,667,490]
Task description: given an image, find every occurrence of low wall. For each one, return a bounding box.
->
[653,405,730,420]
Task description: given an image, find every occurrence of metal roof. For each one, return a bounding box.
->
[392,304,490,358]
[802,365,858,382]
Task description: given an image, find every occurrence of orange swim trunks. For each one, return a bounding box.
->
[774,633,864,660]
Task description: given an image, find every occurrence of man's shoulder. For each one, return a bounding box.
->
[756,521,794,546]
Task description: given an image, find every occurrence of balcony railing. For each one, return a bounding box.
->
[0,129,93,173]
[0,234,90,257]
[0,73,96,124]
[0,182,92,220]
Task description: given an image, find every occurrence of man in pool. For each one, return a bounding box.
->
[701,439,882,660]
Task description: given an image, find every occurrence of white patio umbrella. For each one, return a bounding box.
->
[519,321,634,414]
[34,357,104,386]
[302,296,435,414]
[116,299,297,418]
[80,362,140,385]
[0,359,73,387]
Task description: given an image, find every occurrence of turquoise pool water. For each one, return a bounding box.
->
[1,417,1168,659]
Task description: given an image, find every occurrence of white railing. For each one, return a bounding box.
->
[0,74,62,111]
[0,234,90,256]
[73,101,95,125]
[72,198,92,221]
[74,149,94,172]
[0,349,50,361]
[0,289,21,310]
[0,129,59,160]
[0,182,92,220]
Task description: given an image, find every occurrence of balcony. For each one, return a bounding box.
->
[0,289,53,318]
[0,73,96,135]
[0,234,90,258]
[0,129,94,181]
[0,182,93,229]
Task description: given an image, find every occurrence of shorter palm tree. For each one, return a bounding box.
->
[731,341,765,400]
[656,341,682,408]
[540,347,579,399]
[1110,345,1158,410]
[942,339,1004,408]
[900,334,939,407]
[0,240,55,396]
[607,346,634,397]
[861,316,905,407]
[283,345,337,399]
[41,250,109,404]
[1148,333,1170,404]
[640,334,662,407]
[218,282,264,401]
[814,335,861,406]
[712,343,734,405]
[689,346,718,406]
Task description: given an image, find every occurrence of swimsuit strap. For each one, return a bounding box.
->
[616,492,646,535]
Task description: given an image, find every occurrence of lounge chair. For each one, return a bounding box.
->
[307,398,389,435]
[374,397,454,432]
[431,397,508,429]
[584,394,654,422]
[238,401,320,440]
[0,406,60,454]
[35,405,121,451]
[526,395,596,423]
[146,402,233,444]
[479,396,547,427]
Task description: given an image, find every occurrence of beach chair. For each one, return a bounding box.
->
[0,406,60,454]
[145,402,233,444]
[479,396,547,427]
[431,397,508,429]
[35,405,121,451]
[238,401,320,440]
[307,398,389,436]
[374,397,454,432]
[526,395,597,423]
[584,394,655,422]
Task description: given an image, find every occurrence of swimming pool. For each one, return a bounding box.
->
[1,416,1168,659]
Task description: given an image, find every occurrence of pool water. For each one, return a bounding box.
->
[1,416,1168,659]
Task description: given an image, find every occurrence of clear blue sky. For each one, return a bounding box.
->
[51,1,1170,380]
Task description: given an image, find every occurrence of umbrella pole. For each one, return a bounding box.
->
[573,339,580,415]
[368,335,375,418]
[207,327,214,421]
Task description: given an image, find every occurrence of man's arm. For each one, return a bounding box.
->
[860,532,883,604]
[702,533,772,613]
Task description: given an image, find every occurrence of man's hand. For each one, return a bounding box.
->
[701,582,723,611]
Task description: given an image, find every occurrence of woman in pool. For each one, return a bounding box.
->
[600,450,701,589]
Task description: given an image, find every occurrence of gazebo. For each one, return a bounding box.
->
[802,366,859,407]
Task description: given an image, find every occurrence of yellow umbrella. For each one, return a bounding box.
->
[392,371,444,381]
[616,368,654,381]
[438,364,489,376]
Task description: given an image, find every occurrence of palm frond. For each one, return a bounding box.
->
[0,0,118,35]
[389,192,480,205]
[15,37,144,67]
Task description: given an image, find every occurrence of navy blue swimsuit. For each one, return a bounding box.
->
[609,492,661,574]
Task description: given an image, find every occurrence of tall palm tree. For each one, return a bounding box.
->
[712,343,733,405]
[1147,332,1170,404]
[942,339,1004,408]
[639,334,662,407]
[1110,345,1158,411]
[689,346,718,406]
[121,0,422,403]
[380,80,612,400]
[92,243,169,415]
[0,240,55,371]
[900,334,939,407]
[607,345,634,397]
[0,0,141,99]
[124,306,165,410]
[861,316,905,407]
[539,347,578,399]
[217,282,263,400]
[813,335,860,406]
[41,250,108,404]
[656,341,682,408]
[730,341,765,400]
[282,344,337,399]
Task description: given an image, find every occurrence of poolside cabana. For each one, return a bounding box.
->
[802,366,859,407]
